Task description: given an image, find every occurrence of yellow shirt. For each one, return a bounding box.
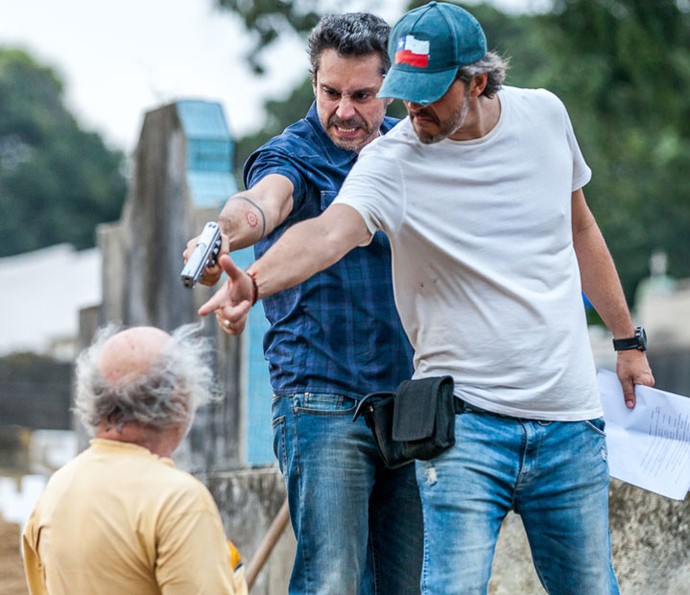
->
[22,439,247,595]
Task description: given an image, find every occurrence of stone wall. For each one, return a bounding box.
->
[610,481,690,593]
[203,466,295,594]
[204,467,690,594]
[0,355,71,431]
[488,480,690,594]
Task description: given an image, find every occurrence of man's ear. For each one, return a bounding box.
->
[471,73,489,97]
[312,70,319,98]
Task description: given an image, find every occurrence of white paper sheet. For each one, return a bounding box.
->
[598,368,690,500]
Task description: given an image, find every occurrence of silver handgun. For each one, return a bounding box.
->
[181,221,222,288]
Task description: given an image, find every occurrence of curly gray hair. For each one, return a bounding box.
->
[455,51,509,98]
[73,323,219,435]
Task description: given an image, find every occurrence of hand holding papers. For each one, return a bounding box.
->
[598,369,690,500]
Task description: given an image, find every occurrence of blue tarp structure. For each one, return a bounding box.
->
[178,99,273,465]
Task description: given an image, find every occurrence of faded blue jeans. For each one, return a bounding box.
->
[416,405,618,594]
[272,392,423,595]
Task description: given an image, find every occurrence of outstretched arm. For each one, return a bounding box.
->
[571,188,654,408]
[199,203,372,333]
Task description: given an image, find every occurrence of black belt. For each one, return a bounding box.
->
[453,398,484,415]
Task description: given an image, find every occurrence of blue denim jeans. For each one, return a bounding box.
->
[416,407,618,595]
[272,393,423,595]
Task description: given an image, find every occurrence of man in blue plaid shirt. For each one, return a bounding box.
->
[184,12,421,595]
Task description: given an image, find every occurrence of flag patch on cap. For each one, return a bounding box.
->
[395,35,430,68]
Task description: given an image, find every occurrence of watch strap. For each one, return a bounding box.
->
[612,326,647,351]
[612,337,641,351]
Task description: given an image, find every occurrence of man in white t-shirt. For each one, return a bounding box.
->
[198,2,654,593]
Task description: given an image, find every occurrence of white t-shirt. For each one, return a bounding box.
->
[335,86,601,420]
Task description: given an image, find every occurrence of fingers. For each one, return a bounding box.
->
[197,254,255,333]
[185,234,226,286]
[621,382,637,409]
[200,265,222,287]
[213,302,252,335]
[198,275,251,319]
[616,351,655,409]
[638,368,655,388]
[200,234,230,286]
[625,368,655,409]
[199,285,232,316]
[205,234,231,284]
[183,237,198,263]
[220,232,230,256]
[217,254,245,282]
[197,257,236,315]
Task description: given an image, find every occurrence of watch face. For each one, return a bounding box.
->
[637,327,648,350]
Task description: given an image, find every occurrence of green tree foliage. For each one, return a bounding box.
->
[535,0,690,301]
[215,0,395,73]
[235,77,315,172]
[215,0,320,74]
[0,49,126,257]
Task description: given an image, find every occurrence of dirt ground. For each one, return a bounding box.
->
[0,515,29,595]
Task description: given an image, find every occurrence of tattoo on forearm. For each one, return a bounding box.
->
[232,195,267,239]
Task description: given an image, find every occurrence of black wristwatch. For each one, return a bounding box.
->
[612,326,647,352]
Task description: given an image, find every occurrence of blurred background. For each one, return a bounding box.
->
[1,1,689,592]
[2,0,689,308]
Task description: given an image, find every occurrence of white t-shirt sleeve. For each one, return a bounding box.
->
[334,134,405,240]
[558,96,591,191]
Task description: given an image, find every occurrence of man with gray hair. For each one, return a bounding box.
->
[22,324,247,595]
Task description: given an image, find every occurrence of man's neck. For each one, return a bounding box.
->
[476,94,501,138]
[96,421,183,458]
[451,94,501,142]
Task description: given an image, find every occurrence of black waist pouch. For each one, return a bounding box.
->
[353,391,411,468]
[393,376,456,460]
[353,375,456,468]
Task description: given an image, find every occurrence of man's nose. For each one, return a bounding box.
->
[336,96,356,120]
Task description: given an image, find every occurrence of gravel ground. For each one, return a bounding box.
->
[0,515,29,595]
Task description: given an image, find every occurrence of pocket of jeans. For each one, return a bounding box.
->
[295,392,358,416]
[584,417,606,437]
[272,414,287,475]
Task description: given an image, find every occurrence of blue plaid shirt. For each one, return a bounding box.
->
[244,102,414,399]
